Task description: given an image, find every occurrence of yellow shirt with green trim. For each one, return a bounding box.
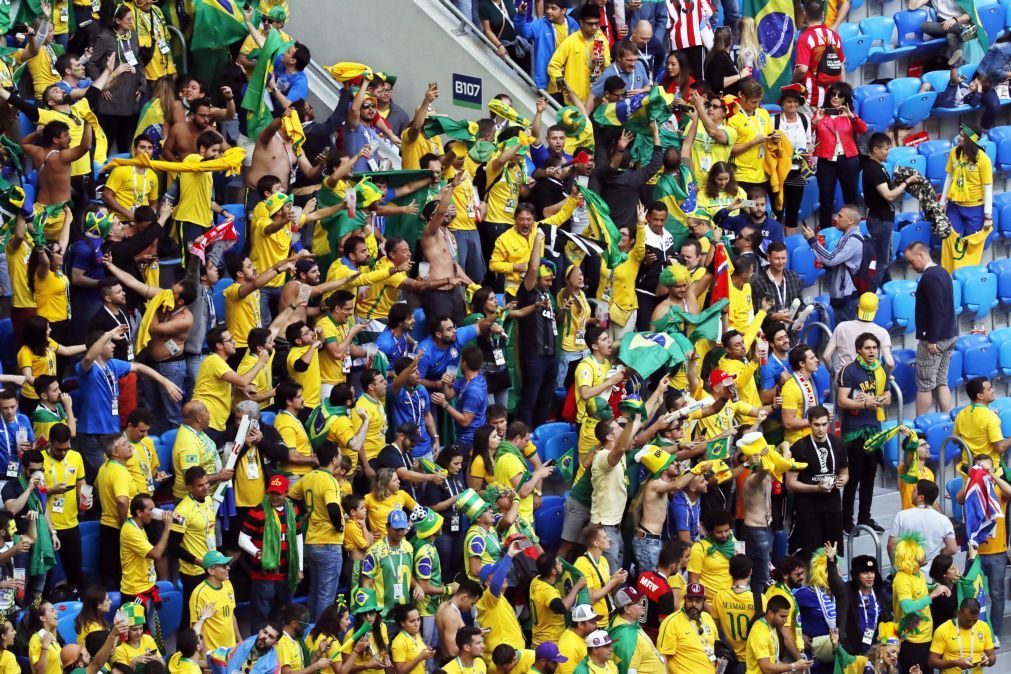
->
[42,449,85,530]
[237,350,273,410]
[616,614,665,674]
[32,402,68,445]
[37,99,100,177]
[357,257,408,321]
[105,166,159,215]
[172,424,220,500]
[223,282,261,350]
[574,551,611,619]
[727,109,773,185]
[192,353,234,431]
[557,289,591,353]
[324,258,394,314]
[391,630,428,674]
[929,618,993,674]
[288,468,344,545]
[691,125,738,185]
[364,490,418,539]
[250,213,292,289]
[274,632,305,672]
[444,164,478,232]
[167,653,202,674]
[687,539,732,601]
[529,576,564,646]
[574,354,610,471]
[762,583,801,649]
[745,618,780,674]
[318,314,354,385]
[171,494,217,577]
[354,393,388,462]
[339,623,391,674]
[945,148,993,206]
[125,436,160,494]
[130,3,176,80]
[893,570,932,643]
[189,579,237,650]
[953,403,1003,468]
[483,158,526,225]
[17,339,58,400]
[120,517,156,595]
[286,344,322,408]
[362,538,415,616]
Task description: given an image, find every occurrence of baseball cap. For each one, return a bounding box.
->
[685,582,706,599]
[534,643,568,663]
[397,422,423,444]
[708,369,736,389]
[388,509,410,530]
[571,604,599,623]
[267,474,289,494]
[585,630,612,648]
[857,292,879,321]
[613,586,643,610]
[202,550,233,569]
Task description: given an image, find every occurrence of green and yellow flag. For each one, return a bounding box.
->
[423,116,479,143]
[241,28,294,140]
[834,647,868,674]
[607,621,640,674]
[618,331,695,379]
[190,0,249,50]
[577,185,626,270]
[558,558,591,624]
[956,0,989,52]
[744,0,797,103]
[591,86,673,134]
[651,299,729,343]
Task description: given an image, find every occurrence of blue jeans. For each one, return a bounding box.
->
[980,552,1006,636]
[599,524,622,572]
[260,285,283,325]
[741,525,772,600]
[452,230,486,285]
[557,349,587,390]
[155,359,187,429]
[250,579,292,630]
[185,354,203,394]
[78,433,107,483]
[947,202,985,236]
[865,215,895,286]
[306,543,343,621]
[632,535,662,574]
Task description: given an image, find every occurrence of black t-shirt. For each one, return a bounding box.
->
[528,177,569,221]
[517,283,557,357]
[377,444,418,500]
[89,306,133,362]
[861,159,894,221]
[789,435,847,513]
[0,479,29,524]
[704,51,741,96]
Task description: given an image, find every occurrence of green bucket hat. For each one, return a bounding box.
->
[557,106,587,136]
[456,488,492,520]
[618,395,646,419]
[409,505,444,540]
[352,587,379,615]
[120,602,146,626]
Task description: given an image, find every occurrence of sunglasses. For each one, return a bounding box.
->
[362,104,376,110]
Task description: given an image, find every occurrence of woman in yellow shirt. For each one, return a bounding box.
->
[698,162,747,218]
[467,426,501,490]
[340,590,391,674]
[941,123,994,238]
[390,604,435,674]
[0,620,17,674]
[28,603,61,674]
[556,265,594,390]
[28,244,71,341]
[364,468,418,539]
[17,317,84,414]
[74,586,112,647]
[306,604,352,661]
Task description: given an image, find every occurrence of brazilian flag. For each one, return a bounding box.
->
[744,0,797,103]
[190,0,249,50]
[607,621,641,674]
[617,331,695,380]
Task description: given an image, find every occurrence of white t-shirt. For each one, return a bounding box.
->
[826,320,893,376]
[891,505,956,567]
[590,450,627,526]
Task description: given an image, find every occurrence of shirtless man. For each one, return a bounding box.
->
[650,263,700,327]
[632,460,699,572]
[420,172,471,324]
[19,120,89,250]
[277,258,359,325]
[162,97,224,162]
[245,108,320,212]
[738,446,773,608]
[169,75,236,127]
[435,579,482,660]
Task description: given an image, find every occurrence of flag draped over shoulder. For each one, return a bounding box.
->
[607,621,640,674]
[964,465,1004,547]
[190,0,249,50]
[651,299,729,343]
[618,331,695,379]
[134,99,167,155]
[956,554,992,628]
[710,243,732,303]
[833,647,868,674]
[592,86,673,134]
[744,0,797,103]
[241,29,293,140]
[578,185,626,269]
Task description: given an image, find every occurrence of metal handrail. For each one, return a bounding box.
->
[845,524,884,580]
[935,434,967,518]
[433,0,561,108]
[801,321,833,403]
[888,377,904,426]
[166,25,188,74]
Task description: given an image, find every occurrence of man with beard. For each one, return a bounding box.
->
[245,108,320,211]
[274,603,331,674]
[209,623,283,674]
[162,98,218,162]
[746,595,813,674]
[763,557,806,662]
[279,258,358,326]
[420,175,473,324]
[656,583,719,674]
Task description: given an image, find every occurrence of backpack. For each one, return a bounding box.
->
[809,40,843,86]
[848,233,878,293]
[472,162,504,201]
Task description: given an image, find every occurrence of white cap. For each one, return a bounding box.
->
[585,630,612,648]
[571,604,600,623]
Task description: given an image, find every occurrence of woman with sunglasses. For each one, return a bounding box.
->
[686,91,734,187]
[812,82,866,230]
[773,84,814,233]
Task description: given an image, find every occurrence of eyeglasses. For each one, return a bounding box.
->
[362,104,376,110]
[707,103,723,110]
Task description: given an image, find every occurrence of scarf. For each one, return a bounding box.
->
[103,147,247,176]
[259,497,300,590]
[18,473,56,577]
[704,534,735,560]
[136,289,176,353]
[281,111,305,157]
[792,372,818,416]
[494,441,531,484]
[856,355,880,372]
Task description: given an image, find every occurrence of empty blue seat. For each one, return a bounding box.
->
[918,139,953,187]
[542,432,577,464]
[952,278,963,317]
[862,16,917,62]
[858,92,896,132]
[790,245,824,288]
[530,421,574,445]
[886,78,923,107]
[260,410,276,426]
[947,477,964,520]
[963,342,999,381]
[873,293,893,330]
[954,266,998,319]
[895,8,948,52]
[948,348,965,392]
[534,495,564,549]
[821,227,842,251]
[81,521,100,577]
[896,92,938,127]
[410,307,427,342]
[883,279,917,296]
[891,290,917,334]
[838,22,861,40]
[853,84,887,113]
[57,614,79,645]
[921,69,953,94]
[989,125,1011,172]
[896,221,931,258]
[843,36,872,71]
[893,349,918,401]
[158,591,184,637]
[212,277,231,325]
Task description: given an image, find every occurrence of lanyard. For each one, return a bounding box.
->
[132,169,149,208]
[106,307,131,352]
[46,452,69,485]
[384,546,405,581]
[762,619,780,662]
[812,439,835,476]
[956,621,977,664]
[768,271,787,308]
[98,361,119,400]
[403,388,423,427]
[860,590,879,631]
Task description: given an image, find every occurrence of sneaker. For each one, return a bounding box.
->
[959,24,977,41]
[858,518,886,533]
[843,520,854,535]
[948,49,964,67]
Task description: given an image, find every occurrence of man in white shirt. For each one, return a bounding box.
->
[886,479,957,567]
[823,293,895,376]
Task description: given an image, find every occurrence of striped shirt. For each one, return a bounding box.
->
[795,25,845,108]
[240,502,301,581]
[666,0,711,51]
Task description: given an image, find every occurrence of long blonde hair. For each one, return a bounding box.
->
[737,17,760,71]
[372,468,398,501]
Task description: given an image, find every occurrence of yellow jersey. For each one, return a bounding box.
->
[946,148,993,206]
[171,495,217,577]
[354,394,388,461]
[113,634,159,666]
[728,109,773,184]
[189,579,237,650]
[275,410,314,476]
[175,155,214,227]
[34,271,70,323]
[712,587,758,659]
[929,618,993,674]
[120,517,156,595]
[17,339,58,400]
[96,459,135,528]
[42,449,85,530]
[287,345,322,408]
[223,283,262,350]
[288,468,344,545]
[687,539,732,601]
[745,618,780,674]
[104,166,159,215]
[364,490,418,539]
[656,610,720,674]
[249,213,292,289]
[29,632,61,674]
[191,353,234,431]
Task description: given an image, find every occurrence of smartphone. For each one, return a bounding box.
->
[739,199,757,208]
[543,459,556,468]
[517,538,535,551]
[824,107,841,115]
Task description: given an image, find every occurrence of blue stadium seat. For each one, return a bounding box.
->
[212,278,231,324]
[954,266,998,319]
[962,341,999,381]
[81,521,100,577]
[534,495,564,549]
[155,434,174,479]
[895,8,945,51]
[157,591,184,638]
[843,36,872,71]
[892,349,918,403]
[873,292,893,330]
[542,432,577,464]
[886,78,923,109]
[862,17,916,62]
[410,307,427,343]
[990,259,1011,304]
[789,245,824,288]
[996,193,1011,239]
[218,204,247,256]
[980,4,1007,44]
[883,279,918,297]
[946,477,964,520]
[988,126,1011,172]
[921,69,953,95]
[858,92,896,133]
[530,421,574,445]
[784,233,807,252]
[896,92,938,128]
[948,348,965,393]
[895,221,931,259]
[821,227,842,251]
[813,364,832,402]
[951,279,963,317]
[57,614,79,645]
[853,84,887,112]
[798,179,820,223]
[838,22,861,40]
[918,139,953,187]
[0,319,14,371]
[891,290,917,334]
[260,411,276,426]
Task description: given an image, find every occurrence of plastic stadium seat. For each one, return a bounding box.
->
[789,245,824,288]
[895,221,931,258]
[813,364,832,401]
[997,194,1011,239]
[962,342,999,381]
[891,290,917,334]
[410,307,427,343]
[948,349,965,392]
[843,36,872,72]
[896,92,938,127]
[853,84,887,111]
[534,495,564,549]
[81,521,99,577]
[798,179,819,223]
[858,92,896,133]
[821,227,842,251]
[0,319,13,371]
[838,22,861,40]
[954,266,998,319]
[921,69,953,95]
[886,153,927,176]
[542,432,577,464]
[892,349,918,402]
[1001,408,1011,437]
[895,8,943,50]
[530,421,573,445]
[54,601,82,620]
[218,204,247,255]
[883,280,917,297]
[212,277,231,324]
[784,233,807,252]
[947,477,964,520]
[57,614,79,645]
[862,17,916,62]
[989,259,1011,303]
[155,435,173,479]
[158,591,183,637]
[160,428,178,461]
[886,78,923,108]
[951,279,963,317]
[918,139,953,187]
[260,411,276,426]
[873,293,893,330]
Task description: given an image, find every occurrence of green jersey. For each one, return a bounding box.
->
[361,538,414,617]
[413,539,443,617]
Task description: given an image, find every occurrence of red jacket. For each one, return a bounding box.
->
[812,114,868,160]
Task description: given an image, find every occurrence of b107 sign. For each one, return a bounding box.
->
[452,73,482,110]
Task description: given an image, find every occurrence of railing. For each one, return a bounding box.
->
[934,435,967,518]
[432,0,561,108]
[801,320,834,404]
[888,377,903,426]
[166,25,188,74]
[844,523,884,580]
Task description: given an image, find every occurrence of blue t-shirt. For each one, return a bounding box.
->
[391,386,433,458]
[452,373,487,446]
[375,328,410,367]
[0,414,33,476]
[529,144,572,170]
[75,358,132,434]
[667,490,700,542]
[794,585,835,638]
[417,325,480,382]
[272,55,308,104]
[759,354,792,391]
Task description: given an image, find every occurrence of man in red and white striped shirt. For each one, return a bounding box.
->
[666,0,712,87]
[794,1,846,108]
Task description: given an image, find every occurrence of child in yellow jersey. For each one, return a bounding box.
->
[343,494,375,589]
